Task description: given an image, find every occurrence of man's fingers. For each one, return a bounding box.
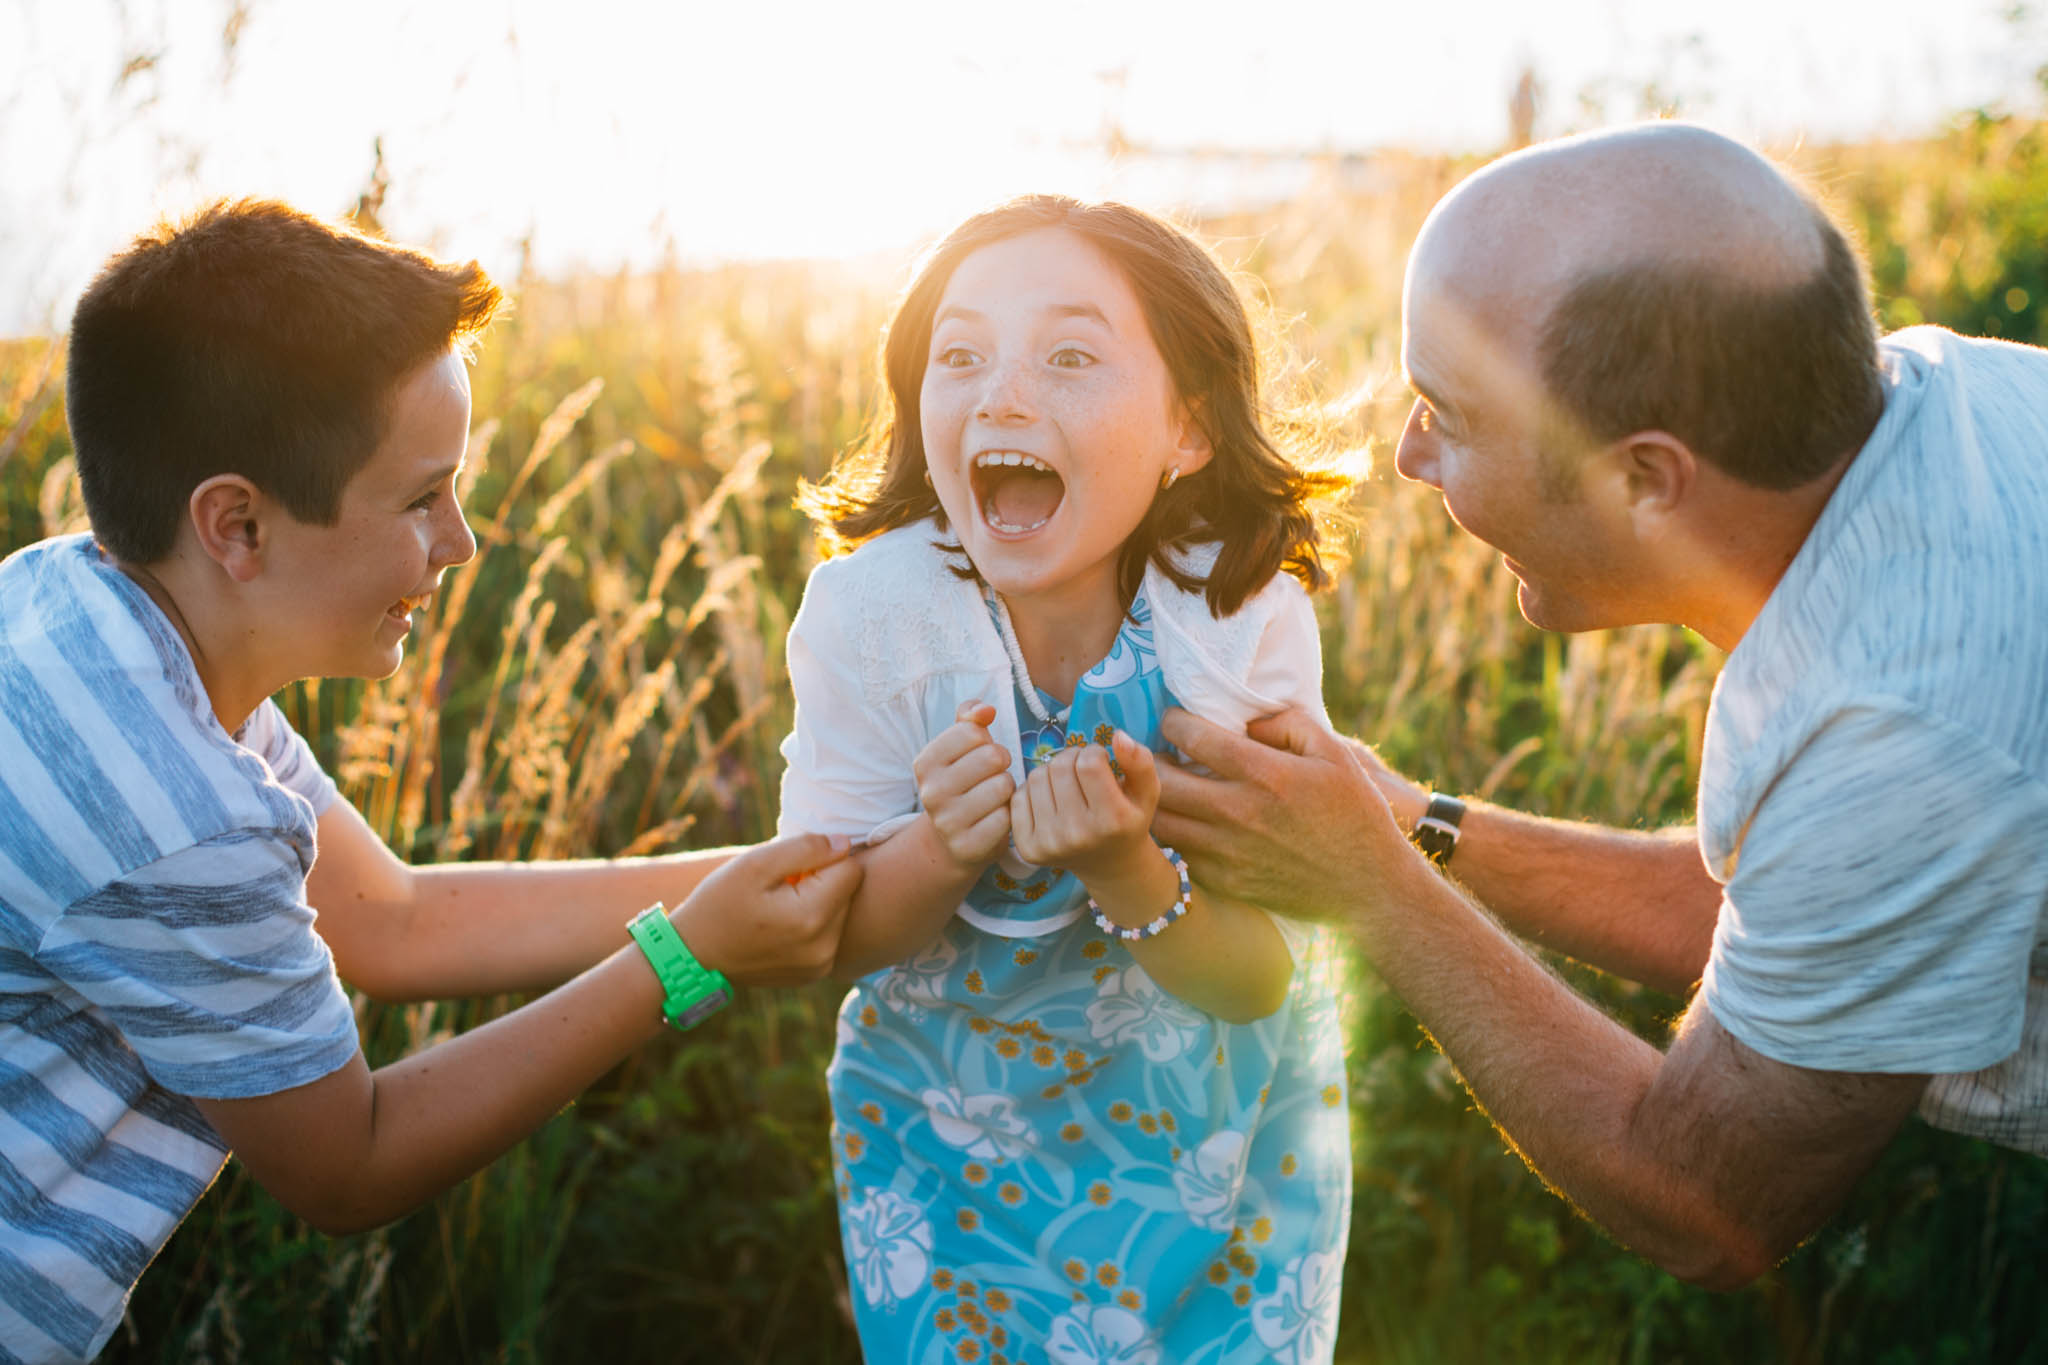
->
[1244,707,1344,761]
[1159,707,1270,782]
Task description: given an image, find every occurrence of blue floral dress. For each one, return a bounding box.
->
[828,590,1351,1365]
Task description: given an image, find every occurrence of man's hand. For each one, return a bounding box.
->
[1152,706,1414,922]
[669,832,862,986]
[913,701,1015,872]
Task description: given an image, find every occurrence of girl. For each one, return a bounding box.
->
[781,196,1356,1365]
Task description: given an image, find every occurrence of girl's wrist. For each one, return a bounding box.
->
[1076,841,1179,927]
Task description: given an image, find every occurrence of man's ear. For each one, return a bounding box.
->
[187,475,268,583]
[1599,430,1695,533]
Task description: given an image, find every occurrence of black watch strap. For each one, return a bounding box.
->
[1410,792,1466,868]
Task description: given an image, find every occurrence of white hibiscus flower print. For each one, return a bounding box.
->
[1084,964,1205,1063]
[841,1189,932,1308]
[1046,1304,1161,1365]
[868,935,959,1021]
[1251,1250,1343,1363]
[1171,1129,1248,1231]
[920,1086,1036,1162]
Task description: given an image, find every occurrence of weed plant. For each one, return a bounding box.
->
[2,126,2043,1364]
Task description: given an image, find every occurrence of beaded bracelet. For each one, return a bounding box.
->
[1089,846,1194,942]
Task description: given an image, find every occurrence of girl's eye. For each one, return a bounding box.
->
[1049,348,1093,369]
[935,346,980,368]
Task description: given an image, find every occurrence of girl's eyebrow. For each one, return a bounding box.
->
[932,302,1115,330]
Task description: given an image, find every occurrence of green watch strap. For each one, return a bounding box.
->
[627,904,733,1031]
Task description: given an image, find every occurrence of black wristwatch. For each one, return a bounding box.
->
[1409,793,1466,869]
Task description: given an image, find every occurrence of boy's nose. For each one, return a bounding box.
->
[1394,400,1441,489]
[437,499,479,568]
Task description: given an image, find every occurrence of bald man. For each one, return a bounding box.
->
[1152,122,2048,1288]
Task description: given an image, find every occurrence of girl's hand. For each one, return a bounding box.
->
[914,701,1015,872]
[1010,730,1159,882]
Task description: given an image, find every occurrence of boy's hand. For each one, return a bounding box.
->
[1011,730,1159,883]
[668,833,862,986]
[913,701,1015,872]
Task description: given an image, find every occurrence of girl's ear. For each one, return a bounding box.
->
[1172,398,1214,476]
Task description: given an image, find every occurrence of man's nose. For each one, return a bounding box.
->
[1393,400,1441,488]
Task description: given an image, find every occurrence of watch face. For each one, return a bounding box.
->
[672,985,735,1030]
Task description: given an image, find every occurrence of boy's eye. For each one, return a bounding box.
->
[409,489,442,512]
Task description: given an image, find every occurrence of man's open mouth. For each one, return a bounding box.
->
[970,451,1065,534]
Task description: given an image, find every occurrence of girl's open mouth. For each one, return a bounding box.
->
[970,451,1065,534]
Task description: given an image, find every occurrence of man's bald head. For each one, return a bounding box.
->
[1406,122,1885,490]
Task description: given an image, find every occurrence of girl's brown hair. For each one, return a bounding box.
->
[798,195,1354,617]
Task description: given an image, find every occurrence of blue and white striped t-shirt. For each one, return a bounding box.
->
[0,534,358,1363]
[1698,327,2048,1156]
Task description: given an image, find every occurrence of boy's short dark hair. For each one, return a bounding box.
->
[66,199,503,564]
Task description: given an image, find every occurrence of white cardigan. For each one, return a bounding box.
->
[776,521,1329,935]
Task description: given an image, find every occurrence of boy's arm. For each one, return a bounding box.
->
[194,835,859,1235]
[306,800,741,1001]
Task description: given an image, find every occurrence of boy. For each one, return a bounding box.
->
[0,200,859,1363]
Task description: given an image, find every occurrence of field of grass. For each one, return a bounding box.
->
[3,117,2046,1364]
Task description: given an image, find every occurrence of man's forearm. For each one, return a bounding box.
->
[1444,806,1719,995]
[1357,851,1803,1286]
[1363,753,1719,994]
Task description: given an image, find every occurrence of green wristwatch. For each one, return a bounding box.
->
[627,904,733,1030]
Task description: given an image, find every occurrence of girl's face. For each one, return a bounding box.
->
[921,227,1209,619]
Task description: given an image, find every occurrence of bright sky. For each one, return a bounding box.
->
[1,0,2037,335]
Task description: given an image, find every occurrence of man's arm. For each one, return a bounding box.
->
[306,799,741,1001]
[1151,708,1925,1284]
[1156,709,1720,996]
[196,834,859,1235]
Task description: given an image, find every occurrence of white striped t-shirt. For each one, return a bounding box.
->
[1698,327,2048,1156]
[0,534,358,1363]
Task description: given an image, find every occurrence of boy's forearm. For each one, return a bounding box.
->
[357,848,738,1000]
[830,816,982,978]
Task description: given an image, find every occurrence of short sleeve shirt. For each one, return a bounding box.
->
[0,535,358,1363]
[1697,329,2048,1155]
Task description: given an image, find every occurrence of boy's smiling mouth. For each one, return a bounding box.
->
[971,450,1065,535]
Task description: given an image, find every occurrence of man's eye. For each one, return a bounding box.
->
[1416,403,1435,433]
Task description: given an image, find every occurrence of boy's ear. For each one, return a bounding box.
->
[187,475,268,583]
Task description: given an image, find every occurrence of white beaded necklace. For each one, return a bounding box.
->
[985,587,1063,727]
